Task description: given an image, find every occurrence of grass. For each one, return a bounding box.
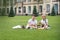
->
[0,16,60,40]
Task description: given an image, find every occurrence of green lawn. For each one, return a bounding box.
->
[0,16,60,40]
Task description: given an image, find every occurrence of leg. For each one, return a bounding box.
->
[26,24,32,29]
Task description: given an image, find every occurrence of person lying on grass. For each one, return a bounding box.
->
[26,15,37,29]
[38,15,49,29]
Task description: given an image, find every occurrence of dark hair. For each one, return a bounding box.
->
[32,14,36,17]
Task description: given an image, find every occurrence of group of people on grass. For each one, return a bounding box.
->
[13,14,50,29]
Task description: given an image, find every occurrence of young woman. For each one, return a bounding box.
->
[38,15,49,29]
[26,15,37,29]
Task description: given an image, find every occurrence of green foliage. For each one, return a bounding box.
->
[51,6,56,16]
[8,6,15,17]
[33,6,38,17]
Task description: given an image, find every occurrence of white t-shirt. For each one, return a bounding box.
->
[28,19,37,25]
[40,19,48,25]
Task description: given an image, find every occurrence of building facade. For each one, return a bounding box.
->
[0,0,60,15]
[0,0,16,15]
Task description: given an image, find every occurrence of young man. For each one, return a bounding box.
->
[26,15,37,29]
[38,15,49,29]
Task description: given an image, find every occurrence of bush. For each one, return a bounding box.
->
[48,13,50,16]
[25,14,28,16]
[8,6,15,17]
[33,6,38,17]
[51,6,55,16]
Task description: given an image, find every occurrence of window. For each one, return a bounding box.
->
[0,0,2,6]
[3,0,6,6]
[40,0,43,4]
[17,0,26,2]
[19,10,21,13]
[39,6,42,13]
[15,8,16,14]
[52,0,58,2]
[34,0,36,1]
[0,8,1,15]
[7,8,9,13]
[19,7,21,9]
[2,8,5,14]
[45,0,50,3]
[23,6,26,13]
[46,4,50,12]
[17,0,21,2]
[6,0,9,6]
[0,8,1,13]
[18,7,21,13]
[28,6,31,13]
[23,0,26,2]
[28,0,31,2]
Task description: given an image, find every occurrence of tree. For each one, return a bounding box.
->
[33,6,38,17]
[51,6,56,16]
[8,6,15,17]
[8,0,15,17]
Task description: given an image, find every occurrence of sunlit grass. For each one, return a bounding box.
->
[0,16,60,40]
